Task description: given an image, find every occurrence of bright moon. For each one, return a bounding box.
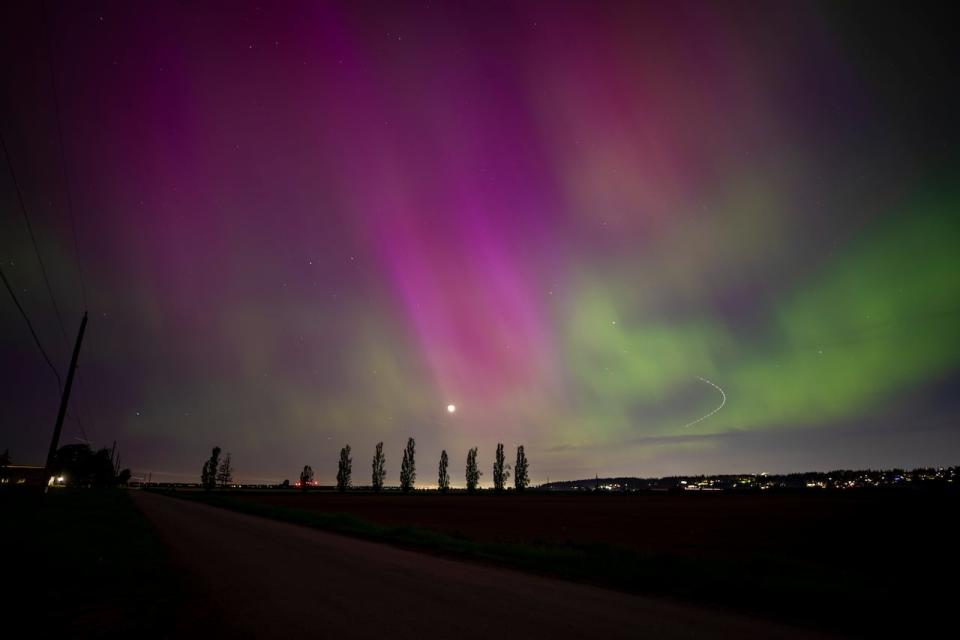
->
[447,404,456,413]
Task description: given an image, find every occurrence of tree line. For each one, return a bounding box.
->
[199,440,530,492]
[0,444,132,488]
[325,438,529,493]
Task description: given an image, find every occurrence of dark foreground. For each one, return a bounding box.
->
[7,489,954,637]
[131,490,820,639]
[172,488,959,636]
[3,489,178,636]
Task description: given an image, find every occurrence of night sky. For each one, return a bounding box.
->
[2,1,958,484]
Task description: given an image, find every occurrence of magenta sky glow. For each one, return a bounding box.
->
[2,1,959,484]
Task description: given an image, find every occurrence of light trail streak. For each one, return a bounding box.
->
[683,376,726,429]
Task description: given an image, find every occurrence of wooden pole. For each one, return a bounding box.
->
[44,312,88,485]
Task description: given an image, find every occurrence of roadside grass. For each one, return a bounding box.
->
[159,489,892,636]
[2,489,179,638]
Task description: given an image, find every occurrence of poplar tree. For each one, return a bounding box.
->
[466,447,482,493]
[493,443,511,491]
[372,441,386,492]
[514,446,529,491]
[400,437,416,492]
[438,450,450,492]
[336,445,352,492]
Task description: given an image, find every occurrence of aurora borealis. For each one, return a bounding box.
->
[2,1,958,484]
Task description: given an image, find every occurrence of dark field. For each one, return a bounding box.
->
[223,490,948,561]
[183,489,958,636]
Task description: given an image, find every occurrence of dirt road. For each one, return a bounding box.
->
[132,491,821,639]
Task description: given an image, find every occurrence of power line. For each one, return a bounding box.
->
[41,0,88,312]
[2,5,95,449]
[67,409,90,443]
[41,0,96,446]
[0,264,88,442]
[0,129,70,349]
[0,263,62,389]
[2,129,92,444]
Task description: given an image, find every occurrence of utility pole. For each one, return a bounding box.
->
[44,312,88,485]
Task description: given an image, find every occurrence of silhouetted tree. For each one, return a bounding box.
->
[280,479,290,488]
[300,465,314,491]
[493,443,511,491]
[400,437,416,493]
[0,449,9,467]
[438,450,449,492]
[117,468,132,485]
[52,444,116,487]
[217,453,233,488]
[514,446,529,491]
[336,445,352,492]
[466,447,481,493]
[372,441,386,492]
[201,447,221,491]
